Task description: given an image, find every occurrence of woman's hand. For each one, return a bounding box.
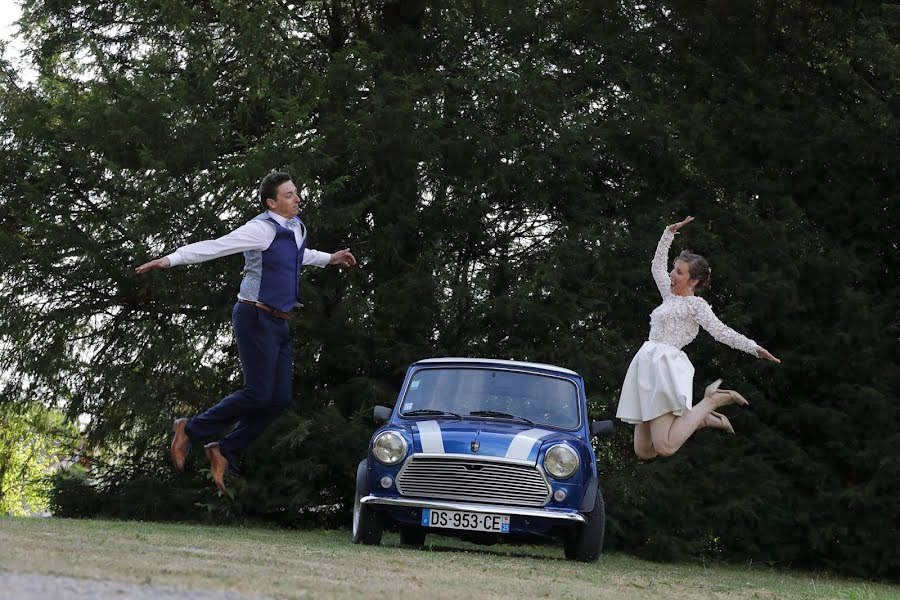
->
[667,216,695,232]
[757,346,781,363]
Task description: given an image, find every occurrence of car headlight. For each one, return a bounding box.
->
[372,431,408,465]
[544,444,579,479]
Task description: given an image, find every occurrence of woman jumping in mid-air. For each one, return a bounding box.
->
[616,216,780,459]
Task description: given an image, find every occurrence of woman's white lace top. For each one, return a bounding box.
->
[647,228,759,355]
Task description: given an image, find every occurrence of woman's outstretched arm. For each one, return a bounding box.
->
[691,298,781,362]
[652,216,694,299]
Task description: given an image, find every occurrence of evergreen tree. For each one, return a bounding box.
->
[0,0,896,579]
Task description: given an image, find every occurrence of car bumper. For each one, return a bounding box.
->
[360,495,585,523]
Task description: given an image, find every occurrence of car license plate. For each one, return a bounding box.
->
[421,508,510,533]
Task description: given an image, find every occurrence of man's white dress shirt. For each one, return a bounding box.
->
[165,211,332,269]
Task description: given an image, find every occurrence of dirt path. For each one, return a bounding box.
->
[0,572,273,600]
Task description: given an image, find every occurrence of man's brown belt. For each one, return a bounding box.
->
[239,299,292,320]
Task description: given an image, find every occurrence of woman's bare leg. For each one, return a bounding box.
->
[633,422,658,460]
[648,390,740,457]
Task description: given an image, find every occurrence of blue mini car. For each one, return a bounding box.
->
[352,357,613,561]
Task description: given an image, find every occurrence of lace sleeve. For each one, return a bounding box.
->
[651,228,676,299]
[691,298,759,356]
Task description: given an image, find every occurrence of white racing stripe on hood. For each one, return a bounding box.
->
[504,428,554,461]
[417,420,444,454]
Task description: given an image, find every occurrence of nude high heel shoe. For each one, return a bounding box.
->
[725,390,749,406]
[710,411,735,434]
[704,379,749,407]
[704,379,723,398]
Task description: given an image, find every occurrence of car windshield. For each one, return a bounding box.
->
[400,367,580,429]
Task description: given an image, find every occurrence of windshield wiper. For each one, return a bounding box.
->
[468,410,535,425]
[403,409,462,419]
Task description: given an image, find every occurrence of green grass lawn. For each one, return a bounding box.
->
[0,517,896,599]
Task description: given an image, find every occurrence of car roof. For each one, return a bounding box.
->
[411,357,580,377]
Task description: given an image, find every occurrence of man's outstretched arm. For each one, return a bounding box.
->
[135,221,271,274]
[329,248,357,268]
[302,247,357,268]
[135,257,171,273]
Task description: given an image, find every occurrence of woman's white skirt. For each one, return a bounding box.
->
[616,341,694,424]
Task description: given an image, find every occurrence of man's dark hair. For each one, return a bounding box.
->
[259,171,292,208]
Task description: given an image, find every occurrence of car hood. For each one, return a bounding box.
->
[406,419,580,464]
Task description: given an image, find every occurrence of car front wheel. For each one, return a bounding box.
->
[564,485,605,562]
[352,459,383,545]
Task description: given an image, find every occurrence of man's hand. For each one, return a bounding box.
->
[135,257,171,273]
[329,248,357,268]
[756,346,781,364]
[667,216,695,232]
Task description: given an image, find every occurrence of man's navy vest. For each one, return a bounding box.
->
[238,214,307,312]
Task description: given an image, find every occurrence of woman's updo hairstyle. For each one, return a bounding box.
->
[677,250,711,290]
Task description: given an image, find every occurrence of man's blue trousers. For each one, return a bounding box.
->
[185,301,292,466]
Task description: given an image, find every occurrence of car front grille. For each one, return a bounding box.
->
[395,455,551,507]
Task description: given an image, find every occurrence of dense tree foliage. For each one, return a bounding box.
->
[0,0,896,580]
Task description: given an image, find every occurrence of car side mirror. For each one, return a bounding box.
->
[590,420,614,437]
[373,405,392,423]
